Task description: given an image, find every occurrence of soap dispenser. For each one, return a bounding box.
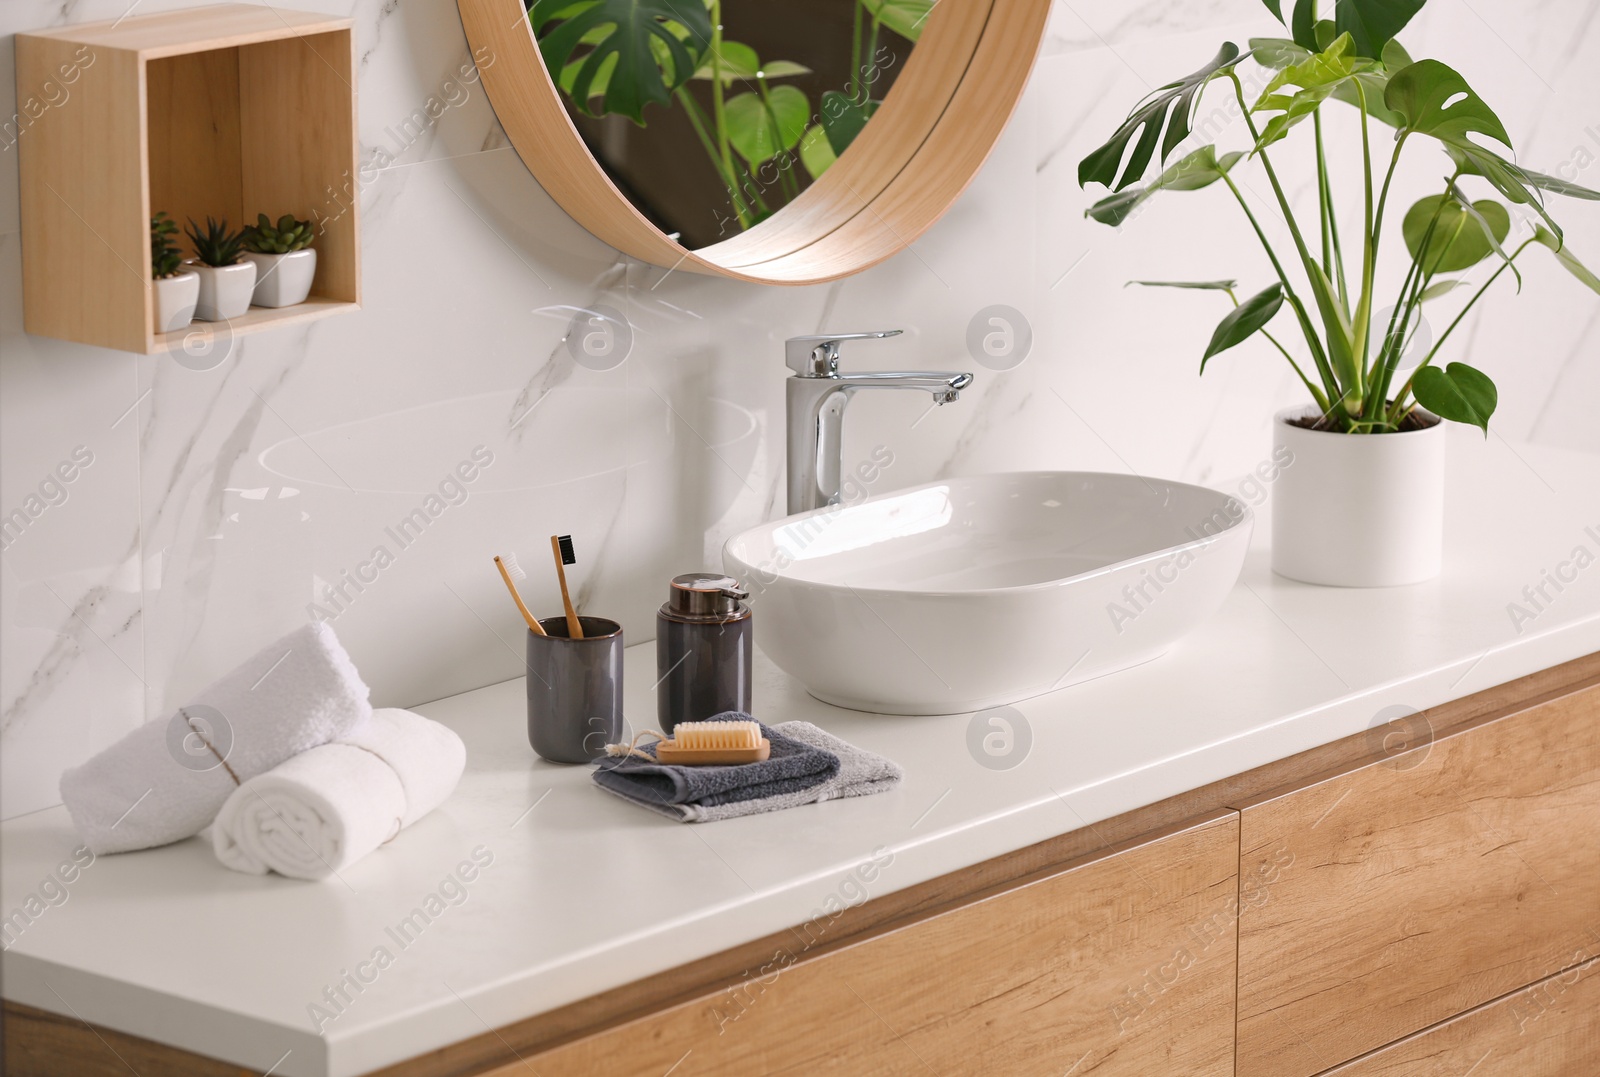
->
[657,574,752,734]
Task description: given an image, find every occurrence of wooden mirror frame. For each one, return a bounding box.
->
[457,0,1052,284]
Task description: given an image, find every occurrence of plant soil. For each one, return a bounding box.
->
[1288,408,1439,434]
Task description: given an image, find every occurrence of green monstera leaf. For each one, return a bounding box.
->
[1334,0,1424,58]
[693,40,760,83]
[1202,283,1285,371]
[694,38,813,168]
[1251,35,1411,127]
[1258,0,1318,49]
[799,124,837,179]
[693,41,811,84]
[1251,33,1376,151]
[1413,362,1497,433]
[1258,0,1422,57]
[1085,145,1243,227]
[532,0,712,124]
[724,85,810,167]
[1533,226,1600,295]
[819,90,874,156]
[1402,193,1510,274]
[1382,60,1600,240]
[1515,169,1600,201]
[1129,280,1240,291]
[1257,31,1366,98]
[1078,43,1243,193]
[1417,279,1468,302]
[1385,59,1512,146]
[1250,36,1311,68]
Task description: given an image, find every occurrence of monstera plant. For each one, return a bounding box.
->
[1078,0,1600,588]
[1078,0,1600,436]
[530,0,930,232]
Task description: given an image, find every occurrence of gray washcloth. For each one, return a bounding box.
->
[593,716,838,808]
[595,721,903,823]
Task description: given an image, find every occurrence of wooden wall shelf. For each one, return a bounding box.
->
[15,4,360,355]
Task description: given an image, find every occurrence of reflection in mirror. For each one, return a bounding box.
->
[527,0,927,249]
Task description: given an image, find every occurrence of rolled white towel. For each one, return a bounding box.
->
[212,708,465,880]
[61,623,371,855]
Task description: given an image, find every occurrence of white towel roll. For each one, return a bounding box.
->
[212,708,465,880]
[60,622,372,855]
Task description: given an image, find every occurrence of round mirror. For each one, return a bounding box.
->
[458,0,1050,284]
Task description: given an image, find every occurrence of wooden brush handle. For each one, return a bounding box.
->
[550,535,583,639]
[654,740,771,765]
[494,556,545,635]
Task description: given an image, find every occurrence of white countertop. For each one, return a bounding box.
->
[6,433,1600,1077]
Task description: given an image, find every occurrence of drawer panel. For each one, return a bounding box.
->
[496,812,1240,1077]
[1236,683,1600,1077]
[1321,954,1600,1076]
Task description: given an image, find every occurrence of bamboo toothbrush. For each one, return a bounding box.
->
[550,534,583,639]
[494,554,545,635]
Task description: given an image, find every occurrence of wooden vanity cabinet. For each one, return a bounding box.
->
[1234,678,1600,1077]
[498,813,1241,1076]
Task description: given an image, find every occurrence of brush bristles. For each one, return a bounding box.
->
[671,721,761,750]
[556,535,576,565]
[500,553,526,580]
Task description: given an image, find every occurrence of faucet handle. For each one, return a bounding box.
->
[785,330,903,376]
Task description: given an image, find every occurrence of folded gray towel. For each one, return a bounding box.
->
[593,716,838,808]
[594,720,903,823]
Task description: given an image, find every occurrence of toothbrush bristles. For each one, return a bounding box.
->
[556,535,576,566]
[501,552,526,580]
[493,554,545,635]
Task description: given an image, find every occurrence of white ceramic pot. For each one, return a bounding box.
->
[243,249,317,308]
[1271,404,1446,587]
[189,260,257,321]
[153,270,199,333]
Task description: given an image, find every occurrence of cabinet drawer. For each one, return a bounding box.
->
[1236,682,1600,1077]
[496,812,1240,1077]
[1320,955,1600,1076]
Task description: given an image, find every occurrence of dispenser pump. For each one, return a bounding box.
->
[665,574,748,621]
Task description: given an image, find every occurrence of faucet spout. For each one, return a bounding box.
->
[833,371,974,400]
[784,333,974,515]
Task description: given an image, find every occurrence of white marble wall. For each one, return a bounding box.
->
[3,0,1597,817]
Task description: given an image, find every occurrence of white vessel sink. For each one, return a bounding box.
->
[723,472,1252,715]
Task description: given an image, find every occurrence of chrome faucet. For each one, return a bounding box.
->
[785,331,974,515]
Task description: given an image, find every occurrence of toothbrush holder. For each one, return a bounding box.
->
[525,616,624,764]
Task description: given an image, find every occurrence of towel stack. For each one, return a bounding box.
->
[213,707,465,879]
[59,623,465,879]
[593,714,902,822]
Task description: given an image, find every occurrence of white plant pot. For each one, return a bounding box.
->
[189,260,257,321]
[153,270,199,333]
[1271,404,1446,587]
[243,249,317,308]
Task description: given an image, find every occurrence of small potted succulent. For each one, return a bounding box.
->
[241,213,317,308]
[151,212,198,333]
[1078,0,1600,587]
[184,217,256,321]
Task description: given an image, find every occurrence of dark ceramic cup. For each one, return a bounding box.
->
[525,616,624,764]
